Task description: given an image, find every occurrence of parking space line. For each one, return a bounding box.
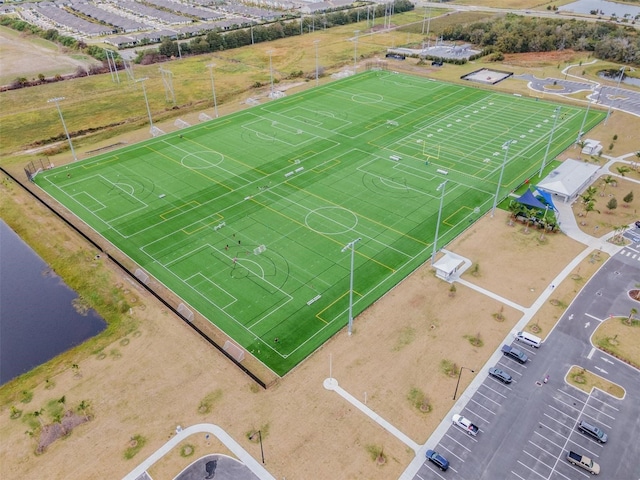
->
[548,404,578,419]
[475,389,505,405]
[487,377,514,389]
[527,440,559,457]
[523,449,552,469]
[516,345,537,356]
[562,461,592,479]
[533,429,567,450]
[463,407,491,426]
[579,412,612,429]
[567,438,602,455]
[469,398,497,415]
[589,395,619,412]
[439,444,466,462]
[444,433,474,449]
[553,466,579,480]
[516,460,547,479]
[422,463,447,480]
[510,470,527,480]
[554,397,584,415]
[557,388,588,404]
[497,363,523,376]
[543,412,573,429]
[480,383,508,399]
[583,402,616,421]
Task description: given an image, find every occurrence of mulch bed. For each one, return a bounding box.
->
[37,411,91,454]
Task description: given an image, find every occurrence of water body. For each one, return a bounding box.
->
[0,220,106,385]
[559,0,640,17]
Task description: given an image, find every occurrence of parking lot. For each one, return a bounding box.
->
[413,243,640,480]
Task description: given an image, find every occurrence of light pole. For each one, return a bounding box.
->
[342,237,361,336]
[47,97,77,162]
[453,367,475,400]
[431,180,447,265]
[353,30,360,72]
[576,93,592,144]
[249,430,264,464]
[267,50,274,97]
[206,63,219,118]
[492,140,515,217]
[605,66,625,125]
[314,40,320,87]
[539,107,560,177]
[135,77,153,130]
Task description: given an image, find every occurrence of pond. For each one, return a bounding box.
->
[559,0,640,18]
[0,220,106,385]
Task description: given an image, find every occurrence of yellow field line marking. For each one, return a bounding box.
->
[315,290,362,324]
[444,206,473,227]
[182,213,224,235]
[286,181,428,249]
[160,200,201,220]
[249,195,395,273]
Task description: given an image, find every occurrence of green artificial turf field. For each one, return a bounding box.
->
[35,70,605,375]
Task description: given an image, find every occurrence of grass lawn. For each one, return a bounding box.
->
[35,70,605,375]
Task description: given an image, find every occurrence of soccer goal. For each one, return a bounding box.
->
[174,119,190,129]
[223,341,245,362]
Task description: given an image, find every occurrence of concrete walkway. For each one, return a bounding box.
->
[324,152,639,480]
[122,424,276,480]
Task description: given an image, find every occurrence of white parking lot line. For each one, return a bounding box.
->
[523,449,552,468]
[527,440,559,457]
[563,461,592,479]
[480,383,508,399]
[487,377,514,389]
[439,444,466,462]
[543,412,573,429]
[497,363,523,376]
[553,397,585,415]
[557,388,588,404]
[463,407,491,426]
[475,389,505,405]
[583,402,616,421]
[590,395,619,412]
[469,397,497,415]
[567,437,602,455]
[533,429,567,450]
[579,413,612,429]
[516,460,547,479]
[553,465,580,480]
[444,433,474,450]
[548,404,579,419]
[510,470,527,480]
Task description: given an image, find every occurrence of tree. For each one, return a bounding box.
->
[601,175,615,195]
[616,165,630,177]
[627,307,638,325]
[623,191,634,207]
[582,201,599,224]
[33,409,45,427]
[77,400,91,421]
[606,197,617,212]
[581,186,598,204]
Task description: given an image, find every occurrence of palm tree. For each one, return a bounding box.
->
[33,409,45,427]
[580,186,598,205]
[581,201,599,225]
[616,165,630,177]
[601,175,615,195]
[77,400,91,421]
[627,308,638,325]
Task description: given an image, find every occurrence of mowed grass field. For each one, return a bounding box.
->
[35,70,605,375]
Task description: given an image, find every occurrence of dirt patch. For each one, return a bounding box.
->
[37,411,91,454]
[503,50,582,68]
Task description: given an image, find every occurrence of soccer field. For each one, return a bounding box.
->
[36,70,605,376]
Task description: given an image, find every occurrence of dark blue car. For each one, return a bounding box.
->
[426,449,449,471]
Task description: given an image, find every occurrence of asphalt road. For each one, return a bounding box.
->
[413,241,640,480]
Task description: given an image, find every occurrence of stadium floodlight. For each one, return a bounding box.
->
[267,50,274,97]
[492,140,515,217]
[206,63,219,118]
[341,237,361,336]
[539,107,560,178]
[314,40,320,87]
[431,180,447,265]
[135,77,153,130]
[353,30,360,71]
[605,66,625,125]
[47,97,77,162]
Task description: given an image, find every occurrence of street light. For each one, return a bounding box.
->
[267,50,274,97]
[431,180,447,265]
[453,367,475,400]
[576,92,592,145]
[605,66,625,125]
[353,30,360,72]
[206,63,219,118]
[47,97,77,162]
[492,140,515,217]
[539,107,560,177]
[249,430,264,464]
[135,77,153,130]
[314,40,320,87]
[341,237,361,336]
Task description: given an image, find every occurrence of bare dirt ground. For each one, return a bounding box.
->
[1,45,639,480]
[0,174,587,479]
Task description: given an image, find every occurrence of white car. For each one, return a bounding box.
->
[452,414,479,436]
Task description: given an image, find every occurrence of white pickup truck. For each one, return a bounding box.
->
[452,414,479,436]
[567,451,600,475]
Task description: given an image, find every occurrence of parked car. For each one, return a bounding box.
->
[425,449,449,471]
[567,450,600,474]
[578,420,608,443]
[452,414,479,436]
[514,330,542,348]
[488,367,512,384]
[501,344,528,364]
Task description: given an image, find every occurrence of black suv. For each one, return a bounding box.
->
[578,420,608,443]
[501,344,528,364]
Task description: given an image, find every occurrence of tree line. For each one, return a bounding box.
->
[441,14,640,66]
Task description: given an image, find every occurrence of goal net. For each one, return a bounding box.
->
[177,303,194,322]
[223,341,245,362]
